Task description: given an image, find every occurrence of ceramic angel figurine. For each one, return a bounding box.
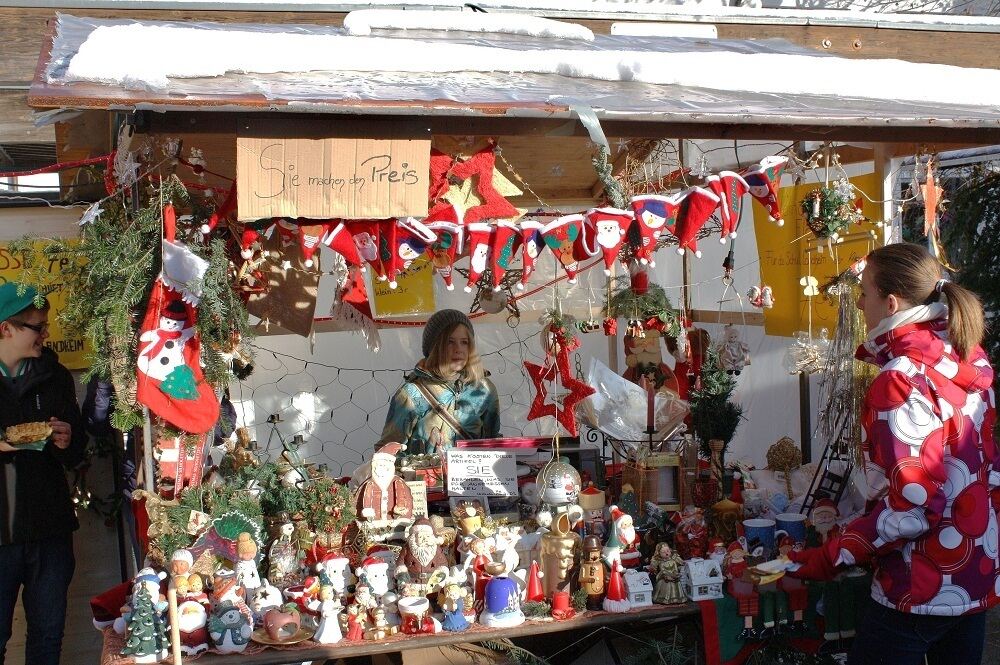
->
[235,532,261,596]
[313,586,343,644]
[649,543,686,605]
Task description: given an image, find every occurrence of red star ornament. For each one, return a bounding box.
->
[524,353,595,436]
[449,141,520,223]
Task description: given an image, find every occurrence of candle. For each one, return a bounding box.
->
[642,377,654,432]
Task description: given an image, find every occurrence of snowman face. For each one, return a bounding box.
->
[159,316,185,332]
[640,210,665,230]
[526,238,539,259]
[470,243,489,272]
[398,242,419,262]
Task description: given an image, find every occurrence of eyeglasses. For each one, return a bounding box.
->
[9,320,49,335]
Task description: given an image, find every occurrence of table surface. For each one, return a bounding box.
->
[190,603,700,665]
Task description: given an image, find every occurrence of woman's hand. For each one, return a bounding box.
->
[0,440,16,453]
[48,418,72,449]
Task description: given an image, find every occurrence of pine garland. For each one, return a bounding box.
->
[8,175,253,432]
[593,145,629,210]
[603,275,679,336]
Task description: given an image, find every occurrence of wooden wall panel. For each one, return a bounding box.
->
[0,90,54,142]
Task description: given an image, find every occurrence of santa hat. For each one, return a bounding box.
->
[490,220,522,290]
[609,505,624,523]
[727,541,746,555]
[741,155,788,225]
[298,222,331,268]
[321,220,363,270]
[239,227,261,260]
[813,498,839,516]
[525,560,544,602]
[629,194,680,266]
[269,218,298,247]
[360,556,389,573]
[90,580,130,629]
[708,538,725,552]
[200,183,237,235]
[464,222,494,293]
[577,482,606,511]
[586,207,632,275]
[346,220,387,279]
[171,549,194,566]
[410,516,434,532]
[385,217,436,289]
[517,219,545,290]
[603,561,631,612]
[542,214,585,283]
[674,186,721,258]
[426,214,464,291]
[373,441,405,461]
[704,171,750,242]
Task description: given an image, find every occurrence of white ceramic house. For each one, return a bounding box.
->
[680,558,724,602]
[623,569,654,608]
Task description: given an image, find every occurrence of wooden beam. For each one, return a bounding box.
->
[0,90,53,143]
[689,308,765,326]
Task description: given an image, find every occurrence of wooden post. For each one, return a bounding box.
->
[798,373,812,464]
[142,407,155,493]
[167,581,182,665]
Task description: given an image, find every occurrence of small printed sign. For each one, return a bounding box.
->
[405,480,429,518]
[446,450,517,497]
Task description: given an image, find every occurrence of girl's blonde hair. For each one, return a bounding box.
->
[866,243,985,360]
[425,321,485,384]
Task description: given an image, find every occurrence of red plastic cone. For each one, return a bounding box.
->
[526,561,545,602]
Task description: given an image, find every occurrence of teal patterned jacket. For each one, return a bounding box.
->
[379,364,500,455]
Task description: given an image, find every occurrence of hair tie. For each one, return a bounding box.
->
[935,278,949,294]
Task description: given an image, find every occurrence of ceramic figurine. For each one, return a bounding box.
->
[313,587,344,644]
[268,516,304,590]
[120,583,170,663]
[541,513,582,598]
[649,543,686,605]
[262,605,302,643]
[344,604,365,640]
[398,596,439,634]
[718,324,751,375]
[380,591,402,627]
[114,568,168,635]
[674,506,709,560]
[170,548,194,589]
[603,506,641,568]
[235,532,262,596]
[184,573,209,606]
[352,582,379,622]
[440,583,470,632]
[578,535,606,610]
[810,498,841,544]
[354,442,414,524]
[322,555,354,599]
[624,568,654,608]
[394,517,450,593]
[209,600,253,654]
[602,561,631,613]
[176,595,210,657]
[249,579,283,623]
[365,607,397,640]
[479,575,525,628]
[356,556,391,600]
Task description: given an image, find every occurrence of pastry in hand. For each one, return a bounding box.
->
[5,422,53,445]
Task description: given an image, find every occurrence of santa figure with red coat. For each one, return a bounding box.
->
[355,442,414,524]
[603,506,642,569]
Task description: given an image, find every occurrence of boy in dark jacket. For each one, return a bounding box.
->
[0,282,86,665]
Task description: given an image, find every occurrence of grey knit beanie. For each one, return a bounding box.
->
[422,309,474,358]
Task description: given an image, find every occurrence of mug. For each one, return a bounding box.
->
[775,513,807,545]
[742,518,776,558]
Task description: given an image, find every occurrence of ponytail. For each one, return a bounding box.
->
[940,281,986,361]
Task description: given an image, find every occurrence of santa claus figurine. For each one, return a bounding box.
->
[810,498,841,544]
[395,517,450,593]
[356,556,391,601]
[354,442,414,525]
[603,506,641,569]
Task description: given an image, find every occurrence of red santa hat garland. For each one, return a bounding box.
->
[742,155,789,226]
[629,194,680,266]
[321,220,363,269]
[704,171,750,242]
[385,217,436,289]
[517,219,545,290]
[426,219,464,291]
[542,214,586,283]
[490,220,522,291]
[464,222,494,293]
[586,207,633,275]
[674,186,721,259]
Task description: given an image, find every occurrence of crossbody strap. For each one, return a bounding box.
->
[413,380,474,441]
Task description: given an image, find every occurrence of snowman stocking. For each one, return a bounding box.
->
[137,274,220,434]
[741,156,788,226]
[490,221,521,290]
[517,219,545,290]
[385,217,436,288]
[674,187,721,258]
[705,171,750,242]
[587,208,632,275]
[464,222,494,293]
[629,195,680,266]
[543,214,587,283]
[426,220,464,290]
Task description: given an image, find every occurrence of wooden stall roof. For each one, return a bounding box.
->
[27,14,1000,144]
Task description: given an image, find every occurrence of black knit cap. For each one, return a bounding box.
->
[422,309,474,358]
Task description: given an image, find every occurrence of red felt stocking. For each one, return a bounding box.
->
[136,229,220,435]
[321,220,363,269]
[426,220,464,290]
[464,222,494,292]
[586,207,632,275]
[674,187,721,259]
[517,219,545,290]
[490,221,521,290]
[629,194,680,266]
[705,171,749,242]
[741,155,789,226]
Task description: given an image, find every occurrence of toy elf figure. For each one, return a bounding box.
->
[724,543,759,640]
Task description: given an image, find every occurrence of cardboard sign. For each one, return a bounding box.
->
[236,126,430,221]
[0,242,90,370]
[405,480,429,518]
[245,232,320,337]
[446,450,518,498]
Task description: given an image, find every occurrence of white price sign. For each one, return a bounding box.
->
[446,450,518,497]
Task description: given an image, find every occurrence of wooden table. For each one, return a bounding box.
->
[189,603,701,665]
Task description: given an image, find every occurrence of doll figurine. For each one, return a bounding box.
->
[649,542,686,605]
[313,586,344,644]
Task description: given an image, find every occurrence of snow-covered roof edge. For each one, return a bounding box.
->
[9,0,1000,34]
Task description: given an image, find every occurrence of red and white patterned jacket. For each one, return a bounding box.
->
[841,317,998,616]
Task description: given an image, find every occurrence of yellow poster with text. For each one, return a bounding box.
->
[753,173,882,337]
[371,255,436,317]
[0,242,90,370]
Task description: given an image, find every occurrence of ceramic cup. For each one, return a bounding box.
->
[742,518,776,558]
[775,513,807,545]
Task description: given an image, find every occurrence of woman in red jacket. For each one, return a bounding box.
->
[789,243,997,665]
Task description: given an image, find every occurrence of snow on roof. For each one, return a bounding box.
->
[342,9,595,40]
[50,14,1000,108]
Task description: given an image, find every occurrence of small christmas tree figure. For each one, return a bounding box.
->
[160,364,200,400]
[619,483,640,522]
[121,583,169,663]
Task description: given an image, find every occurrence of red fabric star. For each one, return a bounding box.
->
[449,140,519,223]
[524,343,595,436]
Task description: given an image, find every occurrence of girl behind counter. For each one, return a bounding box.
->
[380,309,500,455]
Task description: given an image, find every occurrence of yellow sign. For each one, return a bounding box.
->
[371,255,436,318]
[0,243,90,370]
[753,173,882,337]
[237,120,431,221]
